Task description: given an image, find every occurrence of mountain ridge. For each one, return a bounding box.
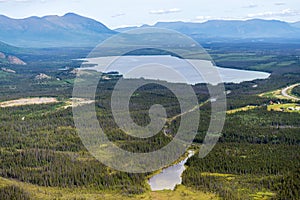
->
[1,13,300,48]
[0,13,115,48]
[116,19,300,39]
[290,21,300,28]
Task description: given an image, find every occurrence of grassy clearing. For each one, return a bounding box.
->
[63,98,95,109]
[259,83,300,101]
[0,97,58,108]
[0,177,218,200]
[277,61,296,66]
[148,185,219,200]
[0,97,94,110]
[250,191,276,200]
[200,172,235,178]
[250,62,277,71]
[226,105,258,114]
[267,103,300,113]
[259,89,285,99]
[193,172,276,200]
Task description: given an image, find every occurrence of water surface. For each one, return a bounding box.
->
[81,55,270,85]
[148,150,195,191]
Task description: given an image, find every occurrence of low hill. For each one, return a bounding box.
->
[0,51,26,65]
[0,41,22,54]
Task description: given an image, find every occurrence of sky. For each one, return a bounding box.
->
[0,0,299,29]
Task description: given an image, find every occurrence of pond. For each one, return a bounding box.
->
[148,150,195,191]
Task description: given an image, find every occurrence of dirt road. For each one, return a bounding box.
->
[281,83,300,101]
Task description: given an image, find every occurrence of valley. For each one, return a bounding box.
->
[0,11,299,199]
[0,43,299,199]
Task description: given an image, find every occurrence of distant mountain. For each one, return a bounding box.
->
[0,13,116,48]
[0,41,22,54]
[115,26,139,32]
[290,22,300,29]
[115,19,300,41]
[1,13,300,48]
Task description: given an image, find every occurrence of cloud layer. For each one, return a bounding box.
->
[111,13,125,18]
[243,4,258,9]
[0,0,31,2]
[247,9,300,18]
[192,16,212,22]
[149,8,181,15]
[274,2,286,6]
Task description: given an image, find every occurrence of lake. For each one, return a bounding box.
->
[148,150,195,191]
[80,55,270,85]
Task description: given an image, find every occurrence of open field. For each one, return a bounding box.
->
[259,83,300,101]
[63,98,95,109]
[227,103,300,114]
[267,103,300,113]
[0,177,218,200]
[198,172,276,200]
[259,89,285,99]
[0,97,58,108]
[0,97,94,109]
[226,105,258,114]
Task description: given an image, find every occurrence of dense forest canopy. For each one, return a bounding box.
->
[0,43,299,199]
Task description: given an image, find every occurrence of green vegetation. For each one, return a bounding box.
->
[0,43,299,199]
[0,177,218,200]
[226,105,258,114]
[292,85,300,98]
[268,103,300,113]
[259,89,285,99]
[208,43,300,74]
[0,184,30,200]
[183,143,300,200]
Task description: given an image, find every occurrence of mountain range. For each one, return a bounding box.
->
[0,13,115,48]
[0,13,300,48]
[116,19,300,40]
[0,41,22,54]
[290,22,300,29]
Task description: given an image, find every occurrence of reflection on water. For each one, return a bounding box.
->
[148,150,195,191]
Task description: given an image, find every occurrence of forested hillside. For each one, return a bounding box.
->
[0,43,299,199]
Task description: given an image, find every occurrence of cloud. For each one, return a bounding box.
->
[192,16,212,22]
[274,2,286,6]
[111,13,126,18]
[0,0,33,2]
[243,4,258,9]
[149,8,181,15]
[247,9,300,18]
